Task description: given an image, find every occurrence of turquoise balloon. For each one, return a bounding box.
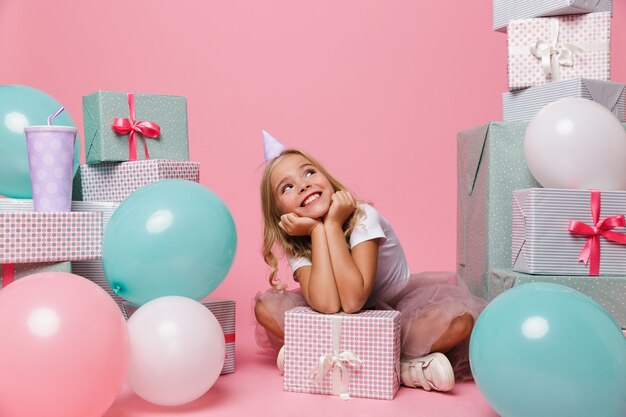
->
[470,283,626,417]
[102,180,237,305]
[0,85,80,198]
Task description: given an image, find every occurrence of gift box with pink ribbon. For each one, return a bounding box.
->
[78,159,200,202]
[0,261,71,288]
[121,299,236,374]
[83,91,189,164]
[284,307,400,400]
[0,208,103,264]
[507,12,611,91]
[512,188,626,276]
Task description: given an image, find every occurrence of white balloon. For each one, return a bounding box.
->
[524,97,626,190]
[126,296,225,406]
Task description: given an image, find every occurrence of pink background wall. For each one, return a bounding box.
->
[1,1,624,327]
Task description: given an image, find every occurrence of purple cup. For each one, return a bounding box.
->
[24,125,77,212]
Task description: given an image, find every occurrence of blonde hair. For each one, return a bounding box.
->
[261,149,364,289]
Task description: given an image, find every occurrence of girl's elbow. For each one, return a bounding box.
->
[341,299,366,314]
[317,305,341,314]
[309,297,341,314]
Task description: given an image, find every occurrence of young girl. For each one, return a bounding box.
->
[254,142,486,392]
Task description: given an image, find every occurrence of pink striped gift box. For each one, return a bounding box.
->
[284,307,401,400]
[507,12,611,91]
[79,159,200,202]
[122,299,236,375]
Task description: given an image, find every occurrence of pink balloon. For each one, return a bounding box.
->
[0,273,129,417]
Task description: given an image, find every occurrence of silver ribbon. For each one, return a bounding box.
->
[509,18,609,83]
[310,314,362,400]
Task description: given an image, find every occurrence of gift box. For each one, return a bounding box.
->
[79,159,200,202]
[70,201,125,312]
[507,12,611,91]
[489,268,626,329]
[1,261,71,288]
[493,0,612,32]
[503,78,625,122]
[457,122,540,299]
[72,259,128,312]
[0,207,103,264]
[121,299,236,375]
[512,188,626,276]
[284,307,400,400]
[83,91,189,164]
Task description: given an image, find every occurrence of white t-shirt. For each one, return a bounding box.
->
[287,203,411,303]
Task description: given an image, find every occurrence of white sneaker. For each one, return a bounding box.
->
[401,352,455,392]
[277,346,285,373]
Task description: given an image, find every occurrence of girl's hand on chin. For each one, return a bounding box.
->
[325,191,356,226]
[279,213,321,236]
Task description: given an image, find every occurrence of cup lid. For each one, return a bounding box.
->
[24,125,78,132]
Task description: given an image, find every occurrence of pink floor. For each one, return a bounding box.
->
[103,322,499,417]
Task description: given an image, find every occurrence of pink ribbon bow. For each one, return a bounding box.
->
[568,190,626,276]
[111,93,161,161]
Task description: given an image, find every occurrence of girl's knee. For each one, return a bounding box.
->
[449,313,474,340]
[254,299,270,324]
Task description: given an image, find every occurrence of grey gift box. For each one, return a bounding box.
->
[512,188,626,275]
[0,261,71,288]
[503,79,626,122]
[457,122,540,299]
[489,268,626,329]
[493,0,612,32]
[83,91,189,164]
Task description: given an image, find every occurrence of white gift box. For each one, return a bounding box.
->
[493,0,612,32]
[507,12,611,91]
[503,79,625,122]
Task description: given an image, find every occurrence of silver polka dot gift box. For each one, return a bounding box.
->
[489,268,626,329]
[78,159,200,203]
[0,201,103,264]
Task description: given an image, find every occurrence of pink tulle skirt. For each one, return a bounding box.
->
[254,271,487,380]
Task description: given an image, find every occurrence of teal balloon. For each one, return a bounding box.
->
[102,180,237,305]
[470,283,626,417]
[0,85,80,198]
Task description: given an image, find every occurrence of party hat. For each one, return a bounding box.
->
[263,130,287,163]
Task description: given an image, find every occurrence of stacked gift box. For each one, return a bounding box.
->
[73,91,236,373]
[457,3,626,329]
[0,199,102,287]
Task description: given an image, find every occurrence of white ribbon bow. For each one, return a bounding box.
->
[311,351,362,400]
[529,19,584,82]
